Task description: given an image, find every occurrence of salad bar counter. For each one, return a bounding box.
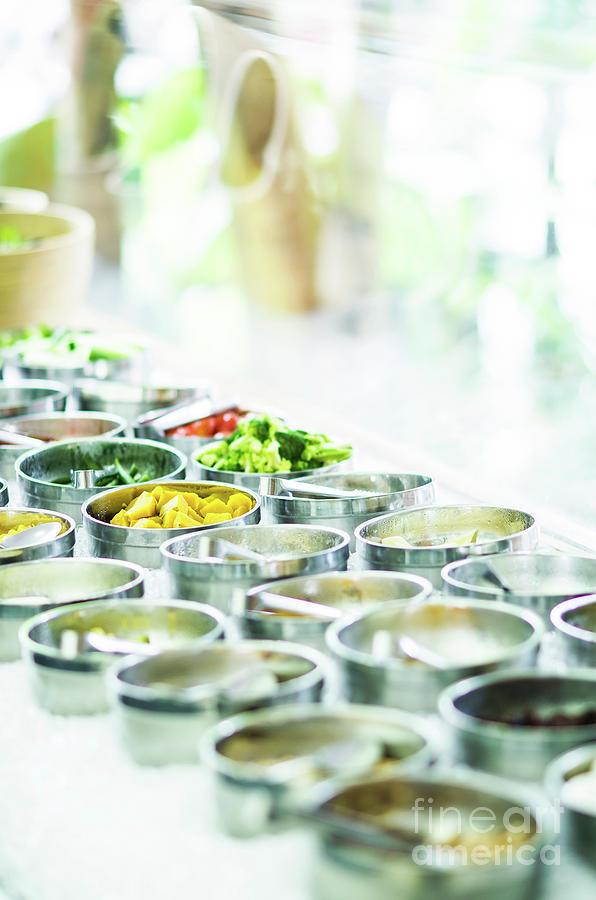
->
[0,324,595,900]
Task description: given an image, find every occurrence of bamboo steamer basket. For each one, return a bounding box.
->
[0,203,95,329]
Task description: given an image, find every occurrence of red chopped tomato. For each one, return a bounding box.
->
[166,408,245,439]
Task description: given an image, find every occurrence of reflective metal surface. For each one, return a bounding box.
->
[241,570,432,651]
[439,669,596,779]
[327,598,544,713]
[16,437,187,525]
[20,599,226,715]
[76,379,208,423]
[0,507,75,566]
[0,557,144,661]
[0,380,68,418]
[356,505,539,588]
[200,703,437,837]
[111,640,329,765]
[83,480,261,567]
[161,523,351,615]
[545,743,596,870]
[550,594,596,665]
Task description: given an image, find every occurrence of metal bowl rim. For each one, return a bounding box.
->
[0,378,69,408]
[3,409,129,434]
[442,552,596,598]
[438,667,596,739]
[543,742,596,809]
[264,472,435,514]
[110,639,331,709]
[550,594,596,644]
[18,598,227,664]
[325,598,545,673]
[15,436,187,489]
[199,700,436,782]
[355,505,538,560]
[160,522,351,573]
[81,479,261,536]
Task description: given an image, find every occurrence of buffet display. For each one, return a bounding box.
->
[0,322,594,899]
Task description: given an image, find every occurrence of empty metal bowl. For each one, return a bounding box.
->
[16,437,187,525]
[0,478,7,507]
[326,598,544,713]
[442,551,596,624]
[83,481,261,568]
[439,669,596,780]
[0,380,68,418]
[241,571,433,651]
[19,599,226,715]
[263,472,435,551]
[161,523,351,615]
[550,594,596,665]
[356,505,539,588]
[545,743,596,869]
[200,703,437,837]
[0,507,75,565]
[0,411,127,482]
[309,770,547,900]
[110,640,330,766]
[0,557,144,661]
[75,379,209,423]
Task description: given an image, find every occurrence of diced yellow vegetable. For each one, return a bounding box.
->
[132,517,162,529]
[161,495,189,515]
[111,510,130,527]
[126,491,157,521]
[201,498,229,516]
[185,508,204,523]
[231,506,250,518]
[227,492,253,511]
[203,512,233,525]
[180,492,201,511]
[162,509,178,529]
[156,489,178,512]
[174,511,201,528]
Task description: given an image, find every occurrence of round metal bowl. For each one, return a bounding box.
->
[161,523,351,615]
[199,703,437,837]
[76,379,209,423]
[5,340,145,384]
[16,437,187,525]
[241,571,433,652]
[439,669,596,780]
[309,770,547,900]
[442,551,596,624]
[0,557,144,661]
[545,743,596,869]
[0,507,75,566]
[326,598,544,714]
[356,505,539,588]
[0,478,7,507]
[550,594,596,665]
[110,640,330,766]
[0,380,68,418]
[191,451,352,492]
[19,599,226,715]
[0,411,127,482]
[263,472,435,551]
[83,481,261,567]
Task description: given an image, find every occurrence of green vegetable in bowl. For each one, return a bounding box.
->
[0,325,142,366]
[195,415,352,473]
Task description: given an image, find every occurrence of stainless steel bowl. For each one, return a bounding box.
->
[544,743,596,869]
[191,454,352,493]
[439,669,596,780]
[161,523,351,615]
[83,481,261,567]
[200,703,437,837]
[76,379,209,423]
[0,380,68,418]
[5,342,144,384]
[550,594,596,665]
[19,599,226,715]
[326,598,544,713]
[241,571,433,652]
[0,478,7,507]
[0,507,75,565]
[356,505,539,588]
[0,557,144,661]
[442,551,596,624]
[0,411,127,483]
[309,770,547,900]
[110,640,330,766]
[263,472,435,550]
[16,437,187,525]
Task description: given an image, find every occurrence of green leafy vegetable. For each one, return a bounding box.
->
[195,415,352,474]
